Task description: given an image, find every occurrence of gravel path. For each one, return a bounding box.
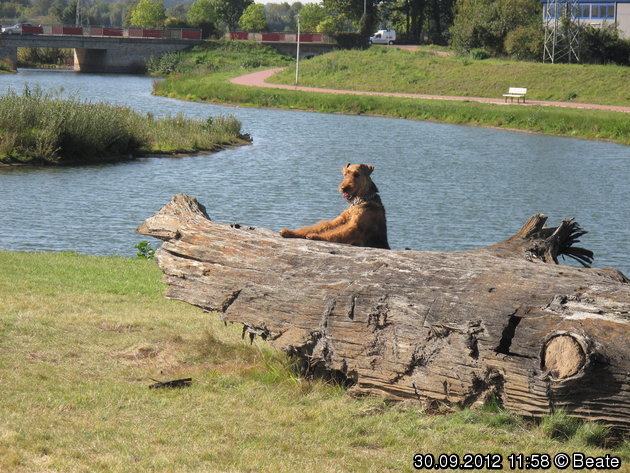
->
[230,68,630,113]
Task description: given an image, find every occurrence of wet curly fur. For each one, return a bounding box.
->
[279,163,389,249]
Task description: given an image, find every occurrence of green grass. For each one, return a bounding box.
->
[153,42,630,146]
[147,39,294,76]
[270,47,630,106]
[157,71,630,145]
[1,250,628,472]
[0,87,247,165]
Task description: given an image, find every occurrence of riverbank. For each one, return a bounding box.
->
[0,87,249,166]
[156,71,630,145]
[1,250,627,472]
[153,43,630,146]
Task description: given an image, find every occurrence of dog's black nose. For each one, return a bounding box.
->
[341,186,350,192]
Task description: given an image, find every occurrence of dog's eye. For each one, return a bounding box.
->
[353,172,360,177]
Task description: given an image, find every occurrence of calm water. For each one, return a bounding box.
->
[1,69,628,274]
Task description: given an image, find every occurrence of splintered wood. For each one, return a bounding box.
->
[138,193,630,431]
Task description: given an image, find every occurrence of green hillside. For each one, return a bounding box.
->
[270,47,630,107]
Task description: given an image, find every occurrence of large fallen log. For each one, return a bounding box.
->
[138,193,630,430]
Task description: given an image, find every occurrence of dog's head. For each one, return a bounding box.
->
[339,163,378,202]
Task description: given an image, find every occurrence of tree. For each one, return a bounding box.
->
[450,0,540,55]
[238,3,267,31]
[215,0,253,32]
[60,0,78,24]
[427,0,455,44]
[317,16,341,34]
[32,0,54,16]
[188,0,216,25]
[298,3,327,32]
[323,0,377,33]
[579,24,630,66]
[188,0,218,37]
[265,2,298,32]
[166,3,188,20]
[129,0,166,28]
[50,0,67,22]
[504,25,543,60]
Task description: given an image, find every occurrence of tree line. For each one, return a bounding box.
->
[2,0,628,64]
[0,0,519,44]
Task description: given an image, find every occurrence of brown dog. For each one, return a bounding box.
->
[279,163,389,249]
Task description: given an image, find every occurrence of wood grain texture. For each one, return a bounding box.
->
[138,194,630,430]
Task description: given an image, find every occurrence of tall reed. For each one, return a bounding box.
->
[0,86,246,165]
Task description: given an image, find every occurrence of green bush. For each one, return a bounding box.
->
[147,51,186,75]
[580,24,630,66]
[334,32,368,50]
[147,40,292,76]
[504,25,543,60]
[470,48,490,59]
[450,0,541,55]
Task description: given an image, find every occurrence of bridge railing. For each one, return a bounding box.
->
[19,24,202,40]
[228,31,336,43]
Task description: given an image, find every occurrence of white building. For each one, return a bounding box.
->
[541,0,630,38]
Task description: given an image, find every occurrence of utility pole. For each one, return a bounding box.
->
[295,15,301,85]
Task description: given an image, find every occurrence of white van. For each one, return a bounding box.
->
[369,29,396,45]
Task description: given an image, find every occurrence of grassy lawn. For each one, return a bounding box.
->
[1,250,628,472]
[153,42,630,146]
[269,47,630,107]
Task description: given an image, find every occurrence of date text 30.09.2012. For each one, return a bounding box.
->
[412,452,622,470]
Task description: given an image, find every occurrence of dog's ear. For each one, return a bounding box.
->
[342,163,351,173]
[361,164,374,176]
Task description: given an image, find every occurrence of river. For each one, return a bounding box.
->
[0,69,628,275]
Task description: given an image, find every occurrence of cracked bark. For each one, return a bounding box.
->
[138,193,630,431]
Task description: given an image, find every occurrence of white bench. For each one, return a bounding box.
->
[503,87,527,103]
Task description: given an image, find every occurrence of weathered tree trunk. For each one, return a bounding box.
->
[138,193,630,431]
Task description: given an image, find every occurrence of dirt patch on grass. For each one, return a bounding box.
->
[113,342,184,374]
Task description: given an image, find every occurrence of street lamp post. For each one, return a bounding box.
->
[295,15,301,85]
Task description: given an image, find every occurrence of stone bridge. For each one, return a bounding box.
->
[0,34,202,73]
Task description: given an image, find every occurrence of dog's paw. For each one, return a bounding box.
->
[279,229,294,238]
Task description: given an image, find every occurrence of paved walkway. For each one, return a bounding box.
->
[230,68,630,113]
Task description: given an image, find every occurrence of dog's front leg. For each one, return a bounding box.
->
[280,223,329,238]
[306,223,362,245]
[280,214,348,239]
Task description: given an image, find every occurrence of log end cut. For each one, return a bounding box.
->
[542,334,586,379]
